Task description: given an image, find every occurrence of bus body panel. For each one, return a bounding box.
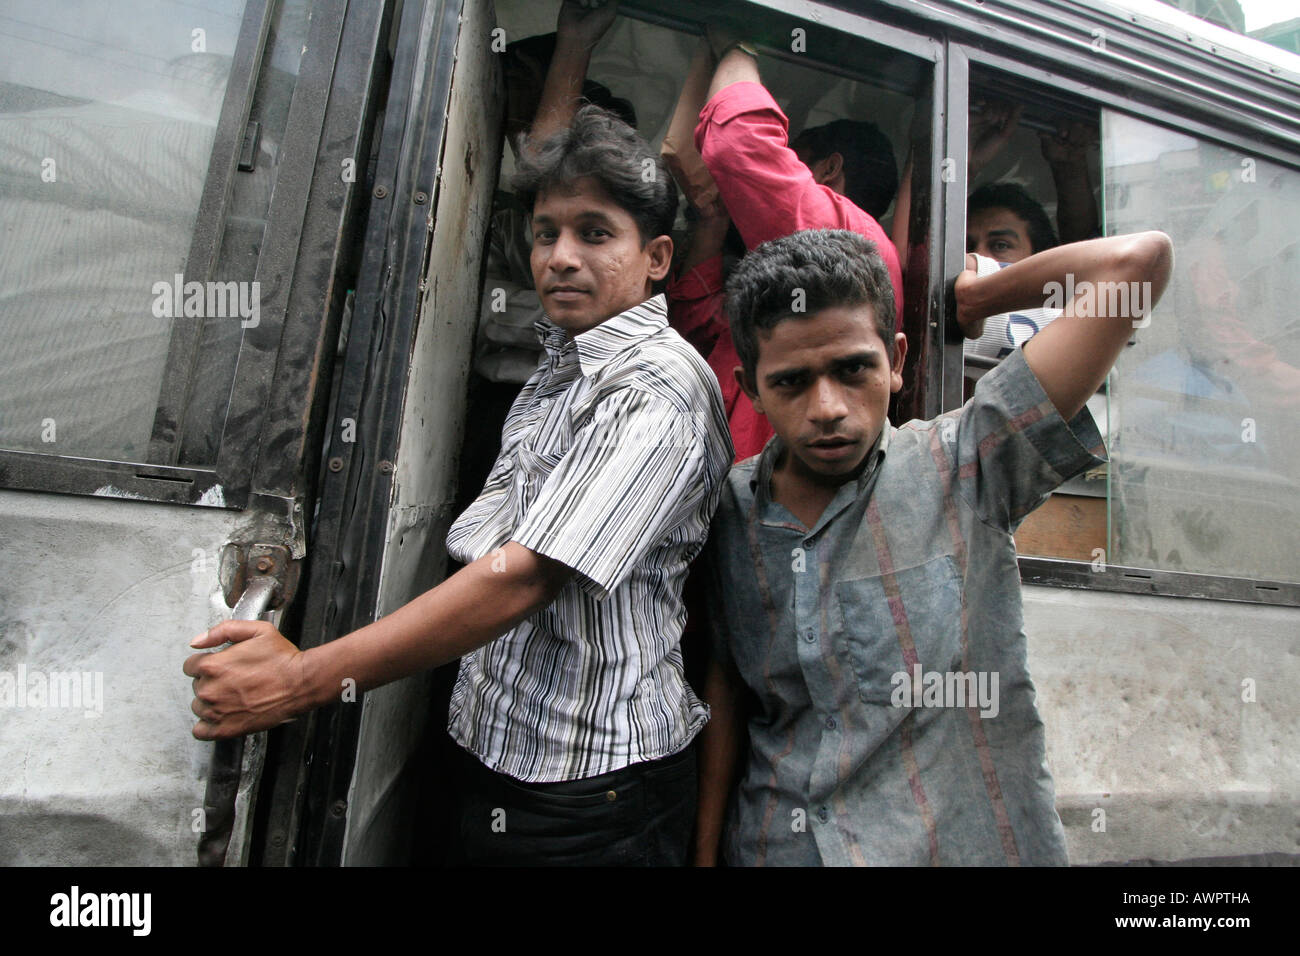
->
[1026,584,1300,864]
[0,491,243,865]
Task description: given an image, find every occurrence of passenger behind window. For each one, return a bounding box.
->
[963,183,1062,362]
[969,99,1100,247]
[891,97,1101,369]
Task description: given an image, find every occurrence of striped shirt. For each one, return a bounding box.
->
[964,254,1063,360]
[445,294,734,782]
[704,348,1104,865]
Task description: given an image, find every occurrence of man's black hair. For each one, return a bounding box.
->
[968,182,1059,253]
[792,120,899,220]
[513,104,676,245]
[725,229,896,384]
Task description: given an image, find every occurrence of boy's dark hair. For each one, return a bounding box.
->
[792,120,899,220]
[968,182,1059,253]
[725,229,896,384]
[512,104,676,245]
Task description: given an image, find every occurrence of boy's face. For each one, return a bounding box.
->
[740,304,907,484]
[530,176,672,337]
[966,206,1034,262]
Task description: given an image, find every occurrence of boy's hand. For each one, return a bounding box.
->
[953,252,984,338]
[705,25,742,61]
[969,100,1021,175]
[184,620,312,740]
[556,0,619,52]
[1040,119,1097,170]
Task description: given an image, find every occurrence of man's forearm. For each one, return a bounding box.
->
[1050,159,1100,245]
[530,38,595,148]
[300,542,569,709]
[961,231,1173,419]
[959,233,1168,324]
[694,654,745,865]
[890,149,914,273]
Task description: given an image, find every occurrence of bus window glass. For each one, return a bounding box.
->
[172,0,313,467]
[0,1,250,463]
[1102,110,1300,584]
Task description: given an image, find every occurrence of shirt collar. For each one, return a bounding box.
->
[534,294,668,378]
[750,421,892,500]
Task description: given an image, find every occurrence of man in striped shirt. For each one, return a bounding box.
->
[186,104,733,865]
[694,228,1171,865]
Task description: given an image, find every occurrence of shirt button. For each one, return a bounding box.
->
[540,398,551,408]
[605,790,618,803]
[803,629,816,643]
[817,807,829,823]
[825,716,836,730]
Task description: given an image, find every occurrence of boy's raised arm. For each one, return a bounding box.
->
[954,231,1173,419]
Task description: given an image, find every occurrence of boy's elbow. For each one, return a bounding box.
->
[1122,230,1174,295]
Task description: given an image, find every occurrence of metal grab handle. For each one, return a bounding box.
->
[197,574,279,867]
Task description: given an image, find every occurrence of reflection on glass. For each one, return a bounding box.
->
[0,1,246,461]
[1103,110,1300,583]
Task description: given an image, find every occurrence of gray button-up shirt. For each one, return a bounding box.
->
[704,348,1104,865]
[447,294,733,782]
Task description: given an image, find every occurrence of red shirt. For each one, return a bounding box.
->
[667,256,773,461]
[669,83,906,461]
[695,82,904,316]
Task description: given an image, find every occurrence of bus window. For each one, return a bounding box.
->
[960,68,1106,563]
[0,1,312,471]
[954,63,1300,589]
[1102,111,1300,585]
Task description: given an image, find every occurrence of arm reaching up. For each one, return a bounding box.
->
[1041,119,1101,244]
[529,0,619,147]
[954,231,1174,419]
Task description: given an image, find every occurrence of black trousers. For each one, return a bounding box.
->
[454,744,697,866]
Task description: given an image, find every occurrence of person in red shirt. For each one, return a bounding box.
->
[666,38,905,462]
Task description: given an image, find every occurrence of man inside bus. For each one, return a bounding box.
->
[185,97,734,865]
[963,182,1066,365]
[693,226,1171,865]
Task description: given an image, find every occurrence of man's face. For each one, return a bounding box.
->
[530,176,671,337]
[966,206,1034,262]
[740,304,907,485]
